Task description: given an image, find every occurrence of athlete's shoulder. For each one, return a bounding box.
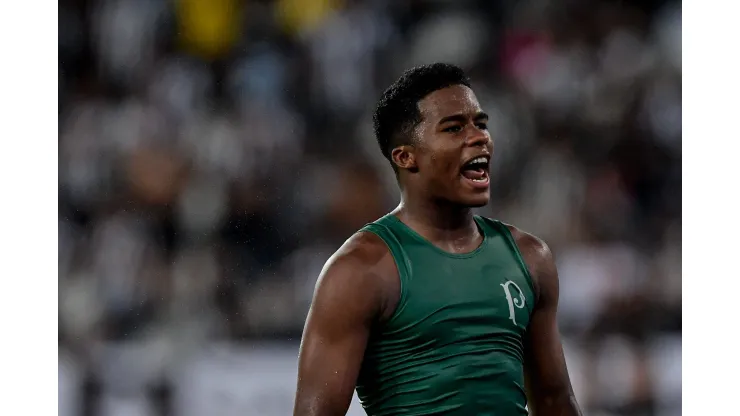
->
[331,230,393,268]
[502,222,551,259]
[312,230,396,314]
[477,216,548,254]
[482,218,556,301]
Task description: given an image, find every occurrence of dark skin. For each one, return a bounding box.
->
[294,85,582,416]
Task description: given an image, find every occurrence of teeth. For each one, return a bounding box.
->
[469,156,488,165]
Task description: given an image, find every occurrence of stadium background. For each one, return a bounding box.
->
[58,0,681,415]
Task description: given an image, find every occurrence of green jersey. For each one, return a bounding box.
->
[356,214,536,416]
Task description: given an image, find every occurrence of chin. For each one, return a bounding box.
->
[459,192,490,208]
[456,174,490,207]
[466,198,490,208]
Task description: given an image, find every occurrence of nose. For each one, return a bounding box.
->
[465,125,491,149]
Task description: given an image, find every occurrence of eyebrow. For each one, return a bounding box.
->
[438,112,489,125]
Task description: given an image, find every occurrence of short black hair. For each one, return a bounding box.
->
[373,63,472,166]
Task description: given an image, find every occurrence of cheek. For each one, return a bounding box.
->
[416,137,460,178]
[434,151,461,176]
[420,152,457,176]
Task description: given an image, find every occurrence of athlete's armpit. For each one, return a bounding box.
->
[293,233,389,416]
[509,227,582,416]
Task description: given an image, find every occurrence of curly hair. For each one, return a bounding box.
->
[373,63,472,169]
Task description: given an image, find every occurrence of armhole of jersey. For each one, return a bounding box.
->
[490,220,538,303]
[359,223,410,324]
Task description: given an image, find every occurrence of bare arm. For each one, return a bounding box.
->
[293,233,391,416]
[510,227,582,416]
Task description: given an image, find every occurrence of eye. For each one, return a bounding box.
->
[443,125,462,133]
[476,122,488,130]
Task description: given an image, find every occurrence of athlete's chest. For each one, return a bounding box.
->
[388,250,536,347]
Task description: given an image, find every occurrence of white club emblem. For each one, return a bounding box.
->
[500,280,526,326]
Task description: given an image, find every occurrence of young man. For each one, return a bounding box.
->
[293,63,582,416]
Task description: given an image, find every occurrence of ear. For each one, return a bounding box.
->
[391,145,418,172]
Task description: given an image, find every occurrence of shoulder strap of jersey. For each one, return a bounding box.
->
[359,217,412,321]
[476,216,537,297]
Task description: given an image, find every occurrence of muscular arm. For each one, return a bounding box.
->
[293,233,392,416]
[510,227,582,416]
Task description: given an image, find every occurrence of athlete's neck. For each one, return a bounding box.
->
[393,197,480,247]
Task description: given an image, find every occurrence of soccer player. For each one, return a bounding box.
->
[293,63,582,416]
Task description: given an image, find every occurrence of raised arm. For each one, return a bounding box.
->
[510,227,582,416]
[293,233,391,416]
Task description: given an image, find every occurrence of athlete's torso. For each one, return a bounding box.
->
[355,214,536,416]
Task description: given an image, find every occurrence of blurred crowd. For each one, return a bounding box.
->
[58,0,681,415]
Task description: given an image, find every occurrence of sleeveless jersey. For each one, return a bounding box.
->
[355,214,536,416]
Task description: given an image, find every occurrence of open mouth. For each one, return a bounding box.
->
[460,156,490,188]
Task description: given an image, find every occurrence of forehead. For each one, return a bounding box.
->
[417,85,481,122]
